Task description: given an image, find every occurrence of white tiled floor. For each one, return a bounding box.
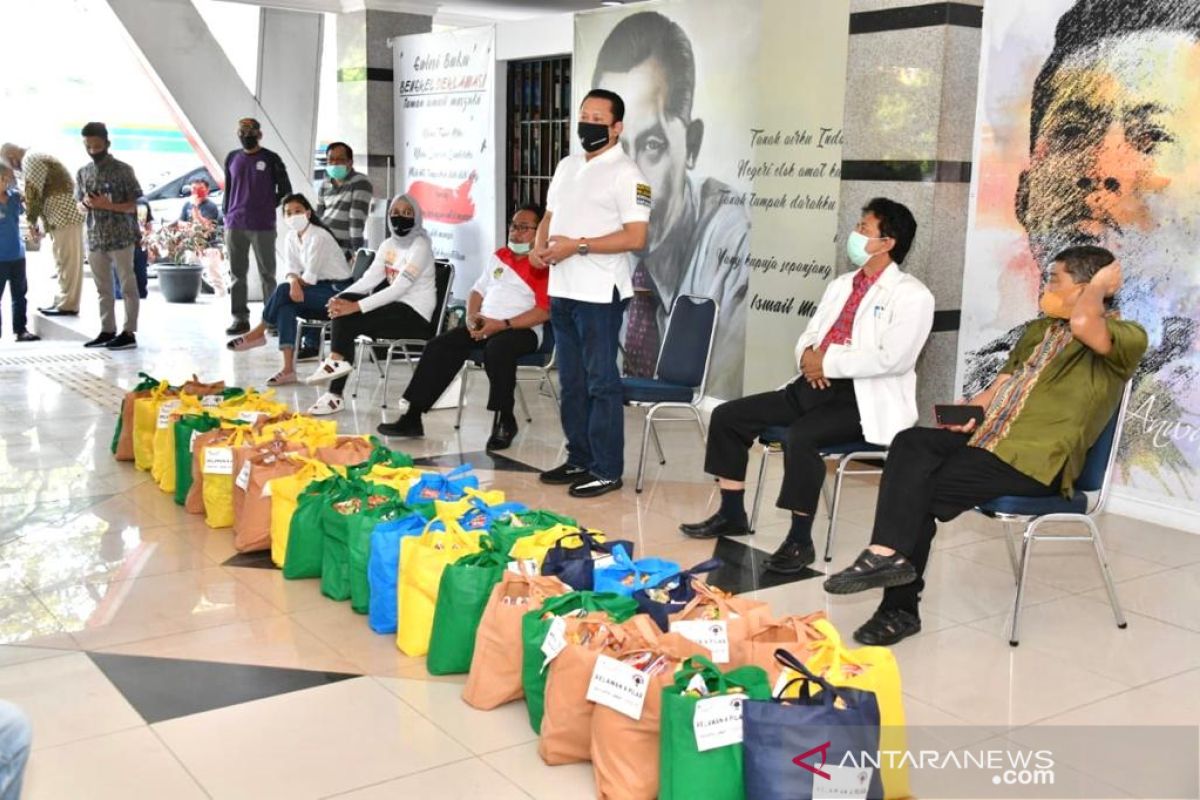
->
[0,260,1196,798]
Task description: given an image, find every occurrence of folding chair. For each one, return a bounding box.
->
[975,381,1133,646]
[749,426,887,561]
[350,259,454,409]
[621,294,718,493]
[454,325,558,430]
[294,247,375,361]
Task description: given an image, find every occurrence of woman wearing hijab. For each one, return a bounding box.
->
[226,193,352,385]
[303,193,436,415]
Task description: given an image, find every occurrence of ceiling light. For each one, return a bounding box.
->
[601,1,625,6]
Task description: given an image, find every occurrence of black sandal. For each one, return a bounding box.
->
[853,607,922,646]
[823,548,918,594]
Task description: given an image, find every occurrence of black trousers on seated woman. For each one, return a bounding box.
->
[403,326,537,415]
[329,292,433,395]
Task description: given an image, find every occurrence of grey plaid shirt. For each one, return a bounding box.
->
[75,155,142,252]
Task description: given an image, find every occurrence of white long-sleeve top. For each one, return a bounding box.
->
[336,235,436,318]
[282,224,353,285]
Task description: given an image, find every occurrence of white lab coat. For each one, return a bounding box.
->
[792,264,935,445]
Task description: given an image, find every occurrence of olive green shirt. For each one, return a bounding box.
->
[969,317,1147,496]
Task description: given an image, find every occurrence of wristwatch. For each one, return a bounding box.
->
[577,239,589,256]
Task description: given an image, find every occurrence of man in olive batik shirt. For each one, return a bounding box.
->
[823,245,1147,647]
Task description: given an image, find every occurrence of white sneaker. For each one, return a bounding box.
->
[303,356,353,385]
[307,392,344,416]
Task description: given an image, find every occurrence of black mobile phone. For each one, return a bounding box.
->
[934,404,985,427]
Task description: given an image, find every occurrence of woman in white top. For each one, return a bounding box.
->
[226,193,352,385]
[303,193,436,415]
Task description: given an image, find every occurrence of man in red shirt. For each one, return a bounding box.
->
[378,204,549,450]
[680,198,935,574]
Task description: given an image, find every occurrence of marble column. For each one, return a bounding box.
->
[836,0,984,419]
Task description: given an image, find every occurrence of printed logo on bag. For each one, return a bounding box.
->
[203,446,234,475]
[670,619,730,663]
[586,654,650,720]
[201,395,222,407]
[156,400,181,429]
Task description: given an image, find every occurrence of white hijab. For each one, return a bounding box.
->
[387,192,430,250]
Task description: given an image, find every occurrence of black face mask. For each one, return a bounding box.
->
[390,215,415,236]
[89,150,108,164]
[239,134,260,150]
[577,121,611,153]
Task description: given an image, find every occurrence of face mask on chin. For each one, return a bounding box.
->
[577,121,611,153]
[508,240,532,255]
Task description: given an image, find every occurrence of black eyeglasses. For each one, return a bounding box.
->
[508,224,537,233]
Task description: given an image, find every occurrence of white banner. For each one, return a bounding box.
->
[392,26,497,298]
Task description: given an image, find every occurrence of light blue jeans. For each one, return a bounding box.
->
[0,701,30,800]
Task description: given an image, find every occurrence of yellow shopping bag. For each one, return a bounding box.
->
[362,464,427,496]
[396,520,481,656]
[431,484,507,522]
[199,425,256,529]
[269,458,340,567]
[789,617,911,800]
[507,523,597,565]
[131,381,172,471]
[152,393,207,494]
[214,388,289,423]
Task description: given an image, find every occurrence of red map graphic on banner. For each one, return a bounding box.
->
[407,172,477,225]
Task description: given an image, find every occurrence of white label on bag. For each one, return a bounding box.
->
[156,400,180,429]
[692,692,747,752]
[592,554,616,570]
[235,459,252,490]
[507,559,538,575]
[201,394,222,407]
[670,619,730,663]
[540,616,567,671]
[236,411,263,423]
[203,446,234,475]
[189,430,201,453]
[812,765,873,799]
[586,655,650,721]
[261,479,274,498]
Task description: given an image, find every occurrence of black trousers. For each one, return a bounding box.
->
[705,379,863,514]
[871,427,1057,613]
[402,325,537,414]
[329,293,433,395]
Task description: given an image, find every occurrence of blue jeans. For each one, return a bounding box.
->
[0,259,29,334]
[551,291,629,481]
[0,701,30,800]
[262,281,342,351]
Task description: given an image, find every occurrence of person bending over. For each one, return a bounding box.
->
[302,193,436,415]
[680,198,935,577]
[378,204,549,450]
[226,193,352,385]
[824,246,1147,646]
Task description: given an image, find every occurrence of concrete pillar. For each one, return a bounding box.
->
[335,9,432,197]
[835,0,984,421]
[257,7,324,198]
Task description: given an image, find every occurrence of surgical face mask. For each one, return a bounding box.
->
[285,213,309,233]
[577,121,611,153]
[192,186,209,202]
[327,164,349,181]
[390,215,415,237]
[508,240,532,255]
[239,133,259,150]
[846,230,885,267]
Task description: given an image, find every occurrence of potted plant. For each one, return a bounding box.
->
[149,219,222,303]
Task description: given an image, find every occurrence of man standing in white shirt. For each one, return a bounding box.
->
[532,89,651,498]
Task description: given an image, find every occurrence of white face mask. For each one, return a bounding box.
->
[846,230,885,267]
[508,240,531,255]
[285,213,309,233]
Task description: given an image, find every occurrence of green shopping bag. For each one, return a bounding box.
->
[172,413,222,505]
[521,591,639,733]
[320,479,400,605]
[490,509,579,557]
[112,372,161,455]
[426,539,509,675]
[282,476,343,579]
[660,657,772,800]
[346,437,414,478]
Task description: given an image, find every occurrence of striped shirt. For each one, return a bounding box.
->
[316,170,373,257]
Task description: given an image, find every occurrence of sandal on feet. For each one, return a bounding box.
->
[227,335,265,352]
[823,548,918,594]
[303,356,352,385]
[853,607,921,646]
[307,392,344,416]
[267,370,297,386]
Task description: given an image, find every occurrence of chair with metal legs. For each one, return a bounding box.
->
[620,295,719,493]
[454,326,558,430]
[748,426,887,561]
[974,381,1132,646]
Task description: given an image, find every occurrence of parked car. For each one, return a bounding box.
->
[143,166,222,224]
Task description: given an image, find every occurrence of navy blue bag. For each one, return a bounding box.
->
[539,530,634,591]
[630,558,724,631]
[742,649,884,800]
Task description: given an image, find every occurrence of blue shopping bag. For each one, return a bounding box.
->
[631,557,724,631]
[592,543,680,597]
[742,649,884,800]
[367,513,435,634]
[459,498,528,531]
[540,530,635,591]
[405,464,479,504]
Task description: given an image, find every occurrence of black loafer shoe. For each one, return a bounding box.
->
[853,607,922,646]
[764,539,816,574]
[39,307,77,317]
[568,476,623,498]
[824,548,918,595]
[540,462,589,485]
[486,421,518,451]
[225,320,250,336]
[680,512,751,539]
[377,415,424,438]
